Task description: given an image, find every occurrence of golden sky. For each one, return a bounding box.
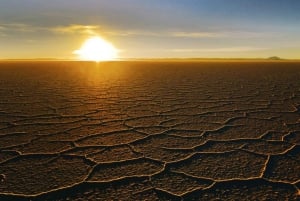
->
[0,0,299,59]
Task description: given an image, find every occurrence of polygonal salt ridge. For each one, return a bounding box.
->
[75,130,147,147]
[286,123,300,132]
[241,140,295,155]
[194,139,250,153]
[150,170,213,196]
[164,129,206,138]
[0,150,20,163]
[12,115,84,125]
[41,122,129,141]
[124,115,171,128]
[182,179,299,201]
[124,108,159,117]
[158,115,235,125]
[225,116,287,128]
[0,119,83,135]
[267,102,299,113]
[279,144,300,160]
[169,150,268,181]
[204,121,287,140]
[0,154,93,196]
[161,105,225,116]
[52,121,128,141]
[171,122,223,132]
[11,140,73,154]
[283,131,300,145]
[131,145,194,163]
[263,145,300,183]
[133,126,170,135]
[261,130,290,141]
[0,132,35,149]
[130,133,206,151]
[246,111,281,120]
[85,144,143,163]
[61,146,105,157]
[87,157,165,182]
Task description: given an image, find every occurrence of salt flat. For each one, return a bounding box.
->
[0,61,299,200]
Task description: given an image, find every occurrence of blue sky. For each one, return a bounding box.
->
[0,0,299,59]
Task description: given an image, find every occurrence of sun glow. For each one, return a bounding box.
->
[74,36,118,61]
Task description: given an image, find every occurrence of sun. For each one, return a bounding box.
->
[74,36,118,62]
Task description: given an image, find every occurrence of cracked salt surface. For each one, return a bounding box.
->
[0,61,299,200]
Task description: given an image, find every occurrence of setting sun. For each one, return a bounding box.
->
[74,36,118,62]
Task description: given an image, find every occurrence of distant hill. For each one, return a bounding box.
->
[268,56,282,60]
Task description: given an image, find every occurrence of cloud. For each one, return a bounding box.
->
[0,23,271,41]
[105,30,161,37]
[47,24,227,38]
[109,30,267,39]
[171,47,269,52]
[51,24,101,35]
[50,25,164,37]
[105,30,224,38]
[0,23,37,38]
[171,32,222,38]
[171,31,269,39]
[0,23,35,32]
[0,23,104,37]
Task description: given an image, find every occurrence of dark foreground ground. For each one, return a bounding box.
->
[0,61,299,200]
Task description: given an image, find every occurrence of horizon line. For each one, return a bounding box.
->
[1,57,300,62]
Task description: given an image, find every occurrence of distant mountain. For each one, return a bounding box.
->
[268,56,282,60]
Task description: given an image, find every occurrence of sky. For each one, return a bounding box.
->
[0,0,299,59]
